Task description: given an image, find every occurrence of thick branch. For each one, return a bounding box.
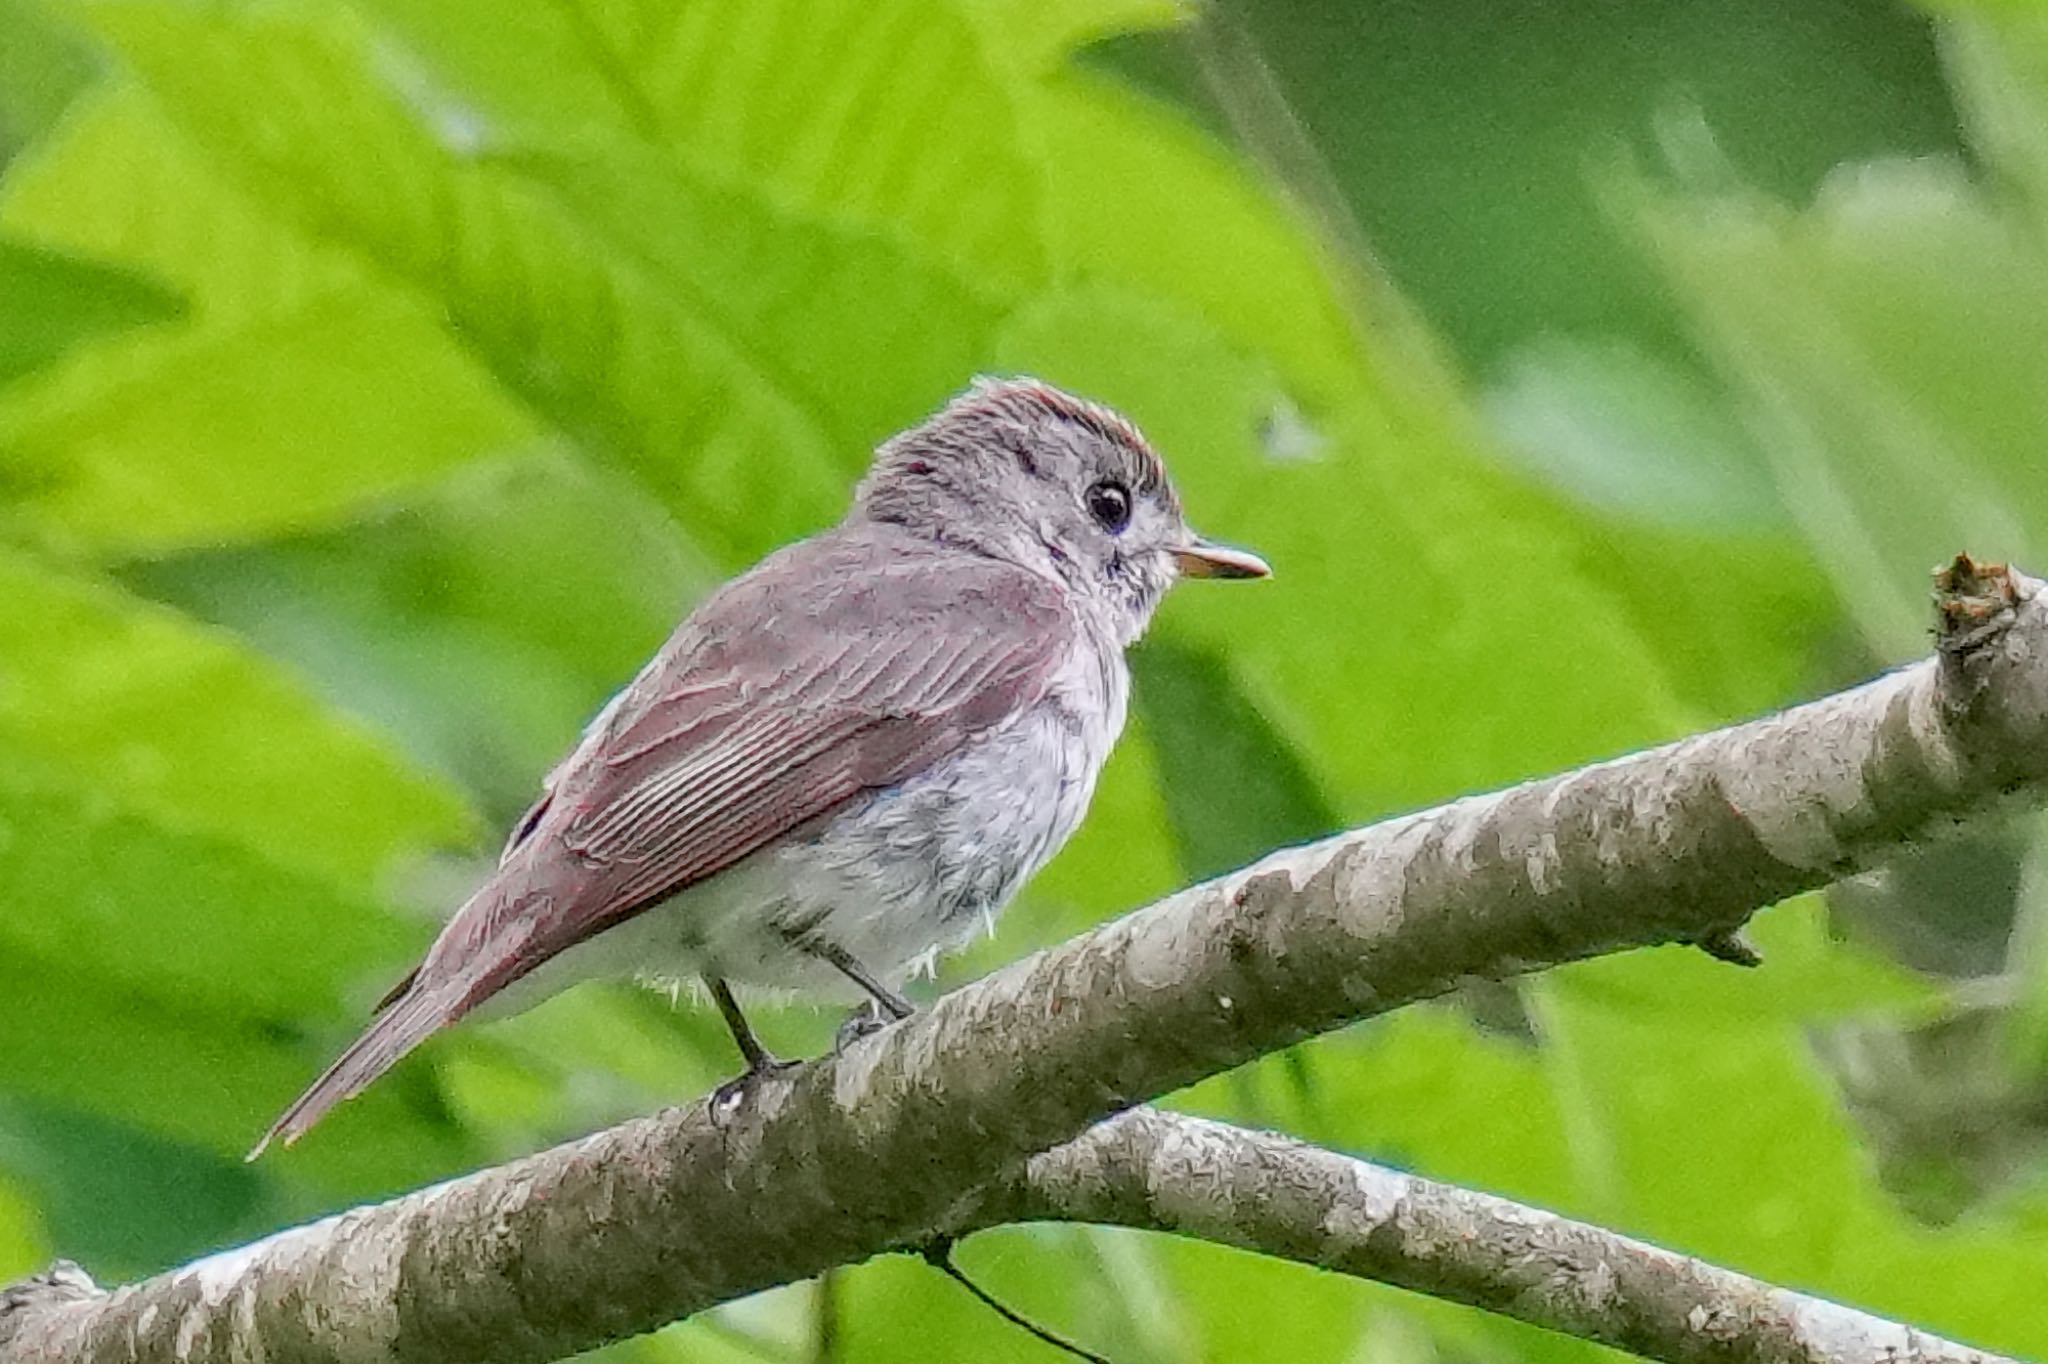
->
[4,556,2042,1364]
[994,1109,2013,1364]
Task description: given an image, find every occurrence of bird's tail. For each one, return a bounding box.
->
[246,981,464,1161]
[250,855,558,1159]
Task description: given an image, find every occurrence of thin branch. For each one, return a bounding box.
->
[3,556,2042,1364]
[990,1109,2014,1364]
[920,1240,1111,1364]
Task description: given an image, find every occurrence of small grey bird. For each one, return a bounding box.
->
[254,378,1267,1155]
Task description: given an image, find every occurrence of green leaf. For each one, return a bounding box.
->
[0,0,98,160]
[128,457,716,825]
[0,755,415,1021]
[1539,971,2048,1356]
[0,550,471,886]
[1941,12,2048,226]
[1557,897,1940,1027]
[1150,1231,1363,1364]
[1628,156,2048,657]
[954,0,1188,75]
[1131,634,1338,883]
[347,0,1054,292]
[0,89,540,553]
[1482,335,1783,530]
[1921,0,2048,20]
[0,1166,48,1284]
[498,138,1005,467]
[1181,1008,1580,1210]
[70,0,1009,564]
[0,235,181,386]
[0,286,542,555]
[0,950,472,1196]
[1547,519,1835,727]
[0,1099,265,1278]
[1021,71,1368,400]
[2004,814,2048,1077]
[0,557,475,1195]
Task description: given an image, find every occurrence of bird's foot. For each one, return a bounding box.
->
[833,1000,900,1052]
[710,1052,801,1115]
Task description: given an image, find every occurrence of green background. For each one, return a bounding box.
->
[3,0,2047,1358]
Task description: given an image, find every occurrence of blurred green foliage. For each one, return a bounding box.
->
[2,1,2047,1360]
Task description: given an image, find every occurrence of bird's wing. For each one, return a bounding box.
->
[461,526,1080,1000]
[251,528,1077,1153]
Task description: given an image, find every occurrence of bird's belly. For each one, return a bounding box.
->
[552,695,1113,1000]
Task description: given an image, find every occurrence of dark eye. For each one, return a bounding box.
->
[1086,480,1132,534]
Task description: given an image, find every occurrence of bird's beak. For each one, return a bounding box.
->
[1172,538,1271,580]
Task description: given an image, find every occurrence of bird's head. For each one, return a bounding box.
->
[856,377,1268,644]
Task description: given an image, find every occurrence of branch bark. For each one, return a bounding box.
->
[994,1110,2014,1364]
[4,555,2040,1364]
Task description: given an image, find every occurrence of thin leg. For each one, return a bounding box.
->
[809,941,916,1020]
[706,975,790,1076]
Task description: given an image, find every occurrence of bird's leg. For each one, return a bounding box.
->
[809,940,917,1020]
[706,976,797,1107]
[789,937,916,1051]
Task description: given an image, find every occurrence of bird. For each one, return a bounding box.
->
[251,377,1268,1156]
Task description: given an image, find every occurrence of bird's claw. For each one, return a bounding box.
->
[710,1054,801,1116]
[834,1001,897,1052]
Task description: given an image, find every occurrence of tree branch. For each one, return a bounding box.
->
[4,555,2041,1364]
[990,1109,2014,1364]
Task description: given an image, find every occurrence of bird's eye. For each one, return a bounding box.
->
[1086,480,1132,534]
